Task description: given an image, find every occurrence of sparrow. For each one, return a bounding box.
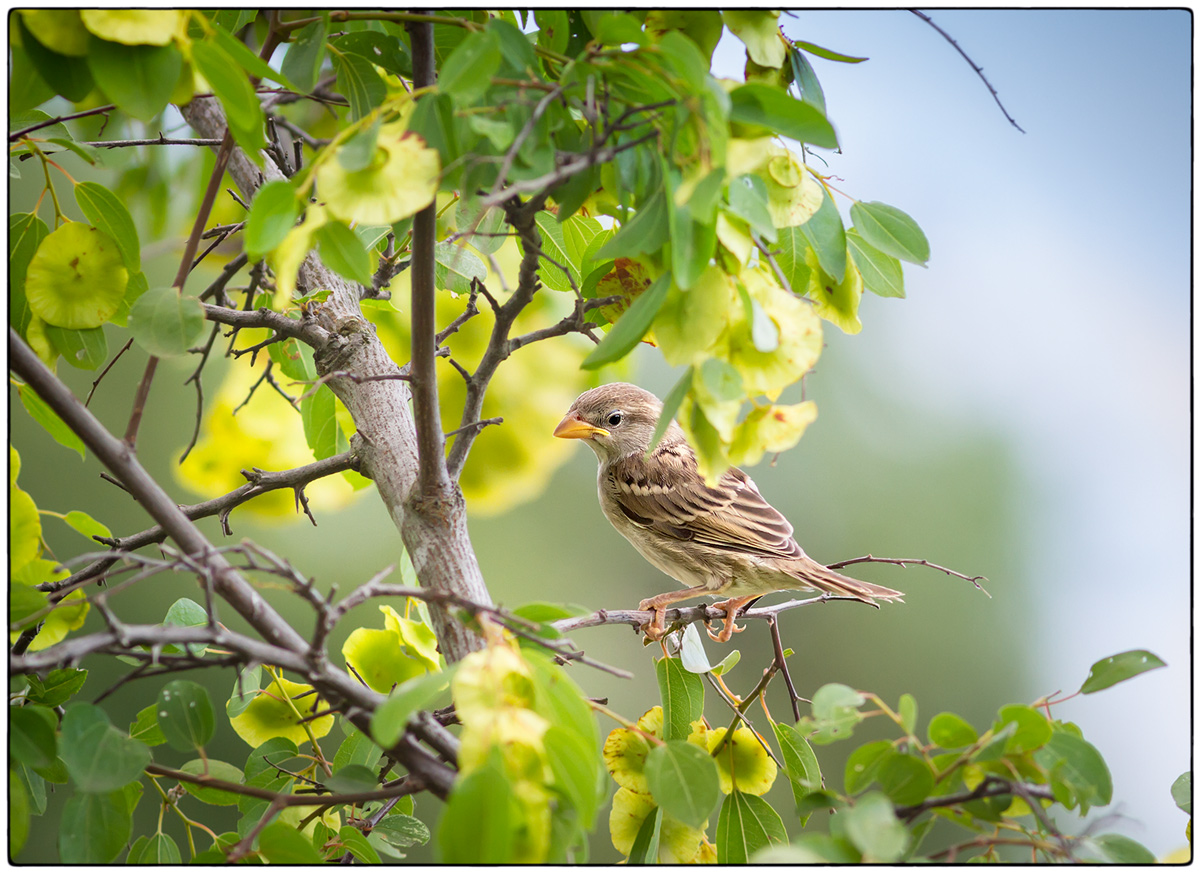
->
[553,382,903,642]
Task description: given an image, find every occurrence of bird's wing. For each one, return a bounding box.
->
[607,439,804,560]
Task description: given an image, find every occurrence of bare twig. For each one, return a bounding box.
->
[910,10,1025,133]
[8,103,116,141]
[84,337,134,407]
[825,554,989,594]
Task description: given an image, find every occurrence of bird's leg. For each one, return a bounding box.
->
[707,596,758,643]
[638,586,711,641]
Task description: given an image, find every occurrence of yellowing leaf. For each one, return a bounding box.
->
[705,726,778,795]
[318,124,440,226]
[722,268,822,400]
[341,628,430,694]
[800,246,863,335]
[9,485,41,574]
[603,726,657,794]
[654,268,737,366]
[730,401,819,467]
[25,223,129,329]
[765,149,823,228]
[593,257,656,327]
[268,207,325,305]
[725,137,775,178]
[229,676,334,747]
[381,606,442,672]
[452,643,537,726]
[458,706,551,780]
[21,10,90,56]
[609,786,707,863]
[80,9,183,46]
[715,212,754,268]
[9,562,86,653]
[722,11,785,68]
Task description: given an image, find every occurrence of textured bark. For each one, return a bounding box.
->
[179,97,490,661]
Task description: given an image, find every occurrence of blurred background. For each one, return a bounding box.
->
[11,9,1190,862]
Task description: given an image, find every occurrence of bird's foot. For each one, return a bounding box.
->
[707,597,754,643]
[638,599,669,641]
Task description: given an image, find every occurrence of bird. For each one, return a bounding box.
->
[553,382,903,642]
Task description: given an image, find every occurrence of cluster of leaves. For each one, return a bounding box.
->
[600,636,1187,863]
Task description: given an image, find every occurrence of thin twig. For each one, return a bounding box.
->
[84,337,134,407]
[825,554,989,594]
[910,10,1025,133]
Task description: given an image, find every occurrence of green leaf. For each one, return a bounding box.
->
[531,211,577,292]
[10,766,30,856]
[44,326,107,370]
[438,758,519,863]
[760,834,860,863]
[1079,649,1167,694]
[163,596,209,657]
[156,679,215,752]
[596,191,670,260]
[373,814,431,850]
[847,229,904,298]
[1171,771,1191,814]
[898,694,918,735]
[18,17,94,102]
[789,46,826,115]
[258,821,324,864]
[300,384,342,460]
[772,721,822,823]
[139,832,182,864]
[994,704,1052,753]
[668,202,716,291]
[645,740,721,829]
[849,200,930,265]
[281,16,327,93]
[338,825,381,864]
[60,509,112,541]
[191,40,266,158]
[439,29,500,104]
[333,727,383,774]
[525,649,599,748]
[544,724,605,829]
[534,9,570,54]
[331,31,410,79]
[316,220,373,285]
[10,212,50,337]
[86,38,181,121]
[809,683,866,744]
[433,241,486,294]
[581,274,670,369]
[211,22,295,90]
[58,790,133,863]
[1033,729,1113,814]
[1092,833,1157,864]
[799,186,846,282]
[795,40,868,63]
[627,805,662,865]
[655,656,704,741]
[729,82,838,149]
[726,176,776,242]
[927,711,978,749]
[876,754,934,805]
[45,136,100,165]
[27,667,87,707]
[325,763,378,794]
[842,791,908,862]
[129,704,167,747]
[10,706,57,770]
[370,670,453,748]
[74,181,140,272]
[332,50,386,122]
[843,740,894,795]
[648,366,692,452]
[337,118,380,172]
[60,703,150,793]
[127,287,206,357]
[17,383,85,459]
[716,790,788,863]
[244,180,301,259]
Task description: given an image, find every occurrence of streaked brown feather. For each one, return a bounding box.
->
[607,434,804,560]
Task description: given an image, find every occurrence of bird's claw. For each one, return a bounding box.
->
[638,600,669,641]
[706,598,750,643]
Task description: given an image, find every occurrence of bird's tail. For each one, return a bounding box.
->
[790,558,904,606]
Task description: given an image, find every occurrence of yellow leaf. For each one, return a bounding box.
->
[452,643,537,726]
[318,123,440,226]
[705,726,778,795]
[729,401,818,467]
[723,267,822,400]
[21,10,90,56]
[654,268,736,367]
[229,676,334,748]
[25,223,128,330]
[80,9,183,46]
[609,787,707,863]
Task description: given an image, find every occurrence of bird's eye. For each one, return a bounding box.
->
[606,410,623,427]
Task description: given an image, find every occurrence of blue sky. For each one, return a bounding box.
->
[708,9,1191,855]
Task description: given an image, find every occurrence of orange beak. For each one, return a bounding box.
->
[553,414,609,440]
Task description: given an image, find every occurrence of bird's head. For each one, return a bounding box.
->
[553,382,665,462]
